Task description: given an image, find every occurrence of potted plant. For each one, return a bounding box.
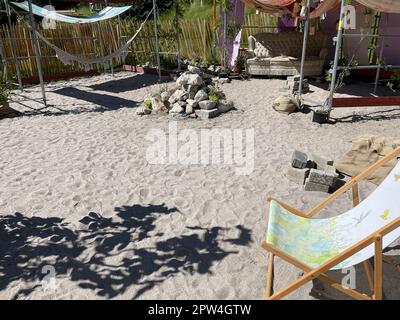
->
[233,53,245,74]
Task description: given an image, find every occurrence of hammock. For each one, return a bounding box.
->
[11,5,153,71]
[11,1,131,23]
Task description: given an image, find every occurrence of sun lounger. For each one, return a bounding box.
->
[262,147,400,300]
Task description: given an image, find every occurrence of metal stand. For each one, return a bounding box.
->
[27,0,47,105]
[152,0,161,81]
[326,0,346,113]
[4,0,23,91]
[298,0,311,100]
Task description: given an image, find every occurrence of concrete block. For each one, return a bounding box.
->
[195,108,220,120]
[308,169,337,186]
[309,153,334,171]
[291,150,308,169]
[304,179,330,193]
[199,100,216,110]
[287,167,310,185]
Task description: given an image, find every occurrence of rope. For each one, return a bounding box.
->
[11,6,154,71]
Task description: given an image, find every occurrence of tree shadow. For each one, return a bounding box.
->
[52,87,137,111]
[0,203,252,299]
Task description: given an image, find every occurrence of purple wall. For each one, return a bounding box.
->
[379,13,400,65]
[321,9,400,67]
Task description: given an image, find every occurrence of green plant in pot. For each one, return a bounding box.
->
[233,53,245,74]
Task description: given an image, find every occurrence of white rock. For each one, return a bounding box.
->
[151,97,168,113]
[136,106,151,115]
[187,65,201,74]
[169,103,184,114]
[186,99,198,108]
[160,91,170,102]
[194,90,208,102]
[176,73,204,87]
[185,104,194,115]
[168,89,186,104]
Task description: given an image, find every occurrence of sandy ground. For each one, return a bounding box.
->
[1,71,400,300]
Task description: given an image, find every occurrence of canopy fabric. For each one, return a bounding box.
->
[240,0,285,13]
[267,160,400,270]
[252,0,296,6]
[356,0,400,13]
[11,1,131,23]
[310,0,340,19]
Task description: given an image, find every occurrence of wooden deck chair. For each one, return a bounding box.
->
[262,147,400,300]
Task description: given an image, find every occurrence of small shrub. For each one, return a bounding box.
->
[144,99,152,109]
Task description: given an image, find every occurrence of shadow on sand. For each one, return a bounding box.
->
[88,74,171,93]
[0,203,252,299]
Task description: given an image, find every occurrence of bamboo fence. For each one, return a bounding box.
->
[0,13,277,79]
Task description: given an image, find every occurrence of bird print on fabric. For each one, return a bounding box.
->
[380,209,391,221]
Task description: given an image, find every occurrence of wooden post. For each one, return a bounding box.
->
[374,235,383,300]
[265,253,274,299]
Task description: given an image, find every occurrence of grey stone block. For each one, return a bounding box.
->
[292,150,308,169]
[308,169,337,186]
[287,167,310,185]
[309,153,334,171]
[199,100,216,110]
[195,108,220,120]
[304,179,330,193]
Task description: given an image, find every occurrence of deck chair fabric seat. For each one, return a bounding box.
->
[262,147,400,300]
[268,159,400,270]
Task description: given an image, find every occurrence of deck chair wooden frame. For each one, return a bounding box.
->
[262,147,400,300]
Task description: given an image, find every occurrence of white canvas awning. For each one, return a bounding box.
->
[11,1,131,23]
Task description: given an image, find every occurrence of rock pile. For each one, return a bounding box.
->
[137,65,234,119]
[286,150,342,193]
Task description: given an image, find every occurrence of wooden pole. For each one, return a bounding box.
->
[373,235,383,300]
[265,253,274,299]
[27,0,46,105]
[352,183,374,293]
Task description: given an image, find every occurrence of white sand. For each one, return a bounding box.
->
[1,72,400,300]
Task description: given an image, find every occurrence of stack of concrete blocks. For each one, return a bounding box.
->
[286,75,310,94]
[287,150,339,193]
